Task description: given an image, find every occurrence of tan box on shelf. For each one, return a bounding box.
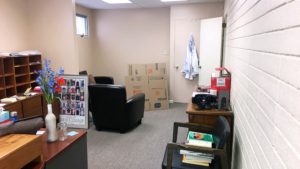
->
[128,64,147,76]
[0,134,43,169]
[146,63,167,76]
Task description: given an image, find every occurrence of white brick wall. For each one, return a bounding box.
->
[224,0,300,169]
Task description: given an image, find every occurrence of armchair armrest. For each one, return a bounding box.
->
[172,122,214,142]
[126,93,145,113]
[166,142,228,169]
[124,93,145,127]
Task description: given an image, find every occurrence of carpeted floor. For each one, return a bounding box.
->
[87,103,188,169]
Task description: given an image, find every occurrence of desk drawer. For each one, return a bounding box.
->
[22,95,43,118]
[4,102,23,119]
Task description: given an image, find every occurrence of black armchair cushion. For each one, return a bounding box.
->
[79,70,114,84]
[94,76,114,84]
[162,116,230,169]
[88,84,145,133]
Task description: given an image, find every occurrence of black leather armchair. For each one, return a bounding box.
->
[162,116,230,169]
[88,84,145,133]
[94,76,114,84]
[79,70,114,84]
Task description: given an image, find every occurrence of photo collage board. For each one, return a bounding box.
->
[59,75,88,129]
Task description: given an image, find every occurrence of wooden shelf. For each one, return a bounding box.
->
[0,55,42,99]
[4,73,14,77]
[29,62,41,66]
[5,85,15,89]
[15,73,28,77]
[16,82,30,87]
[14,64,29,68]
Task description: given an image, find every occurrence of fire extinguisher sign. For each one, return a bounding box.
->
[217,77,226,87]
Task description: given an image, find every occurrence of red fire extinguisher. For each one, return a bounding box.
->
[211,67,231,92]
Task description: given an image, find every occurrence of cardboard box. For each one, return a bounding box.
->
[149,99,169,110]
[128,64,147,76]
[144,100,150,111]
[125,76,149,99]
[148,75,168,88]
[148,75,168,102]
[146,63,167,76]
[149,87,167,101]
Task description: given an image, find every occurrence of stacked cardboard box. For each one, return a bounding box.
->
[126,63,169,111]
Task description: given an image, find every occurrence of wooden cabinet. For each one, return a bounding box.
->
[0,54,62,120]
[3,101,23,119]
[3,94,43,120]
[22,95,43,118]
[2,94,60,120]
[0,55,42,99]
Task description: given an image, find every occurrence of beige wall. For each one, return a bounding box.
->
[76,5,95,74]
[0,0,78,74]
[93,8,170,84]
[27,0,78,74]
[0,0,29,52]
[169,3,224,102]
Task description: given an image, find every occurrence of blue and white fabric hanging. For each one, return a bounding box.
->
[181,34,199,80]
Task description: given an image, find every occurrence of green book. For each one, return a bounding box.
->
[186,131,213,147]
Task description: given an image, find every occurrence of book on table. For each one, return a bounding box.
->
[181,131,214,166]
[186,131,214,148]
[180,150,213,162]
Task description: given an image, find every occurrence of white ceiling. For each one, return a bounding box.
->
[75,0,223,9]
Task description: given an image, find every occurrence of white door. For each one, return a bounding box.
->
[172,19,200,103]
[198,17,223,86]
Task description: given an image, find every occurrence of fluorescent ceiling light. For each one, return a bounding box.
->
[102,0,132,4]
[161,0,187,1]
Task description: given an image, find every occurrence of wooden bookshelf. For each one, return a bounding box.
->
[0,55,42,99]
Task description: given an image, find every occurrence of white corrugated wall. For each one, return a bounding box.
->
[224,0,300,168]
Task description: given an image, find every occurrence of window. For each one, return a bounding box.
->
[76,14,88,37]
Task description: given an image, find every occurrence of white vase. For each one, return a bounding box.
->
[45,104,58,142]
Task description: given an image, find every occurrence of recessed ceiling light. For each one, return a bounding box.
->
[102,0,132,4]
[161,0,187,1]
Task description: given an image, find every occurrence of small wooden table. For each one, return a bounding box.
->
[186,102,233,127]
[24,129,88,169]
[186,101,234,167]
[0,134,42,169]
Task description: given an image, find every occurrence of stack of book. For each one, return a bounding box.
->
[181,131,214,166]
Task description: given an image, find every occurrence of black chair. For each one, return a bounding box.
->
[79,70,114,84]
[88,84,145,133]
[94,76,114,84]
[79,70,88,75]
[162,116,230,169]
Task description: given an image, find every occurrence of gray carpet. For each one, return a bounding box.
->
[87,103,188,169]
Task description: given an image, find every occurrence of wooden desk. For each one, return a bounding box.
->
[24,129,88,169]
[186,101,234,167]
